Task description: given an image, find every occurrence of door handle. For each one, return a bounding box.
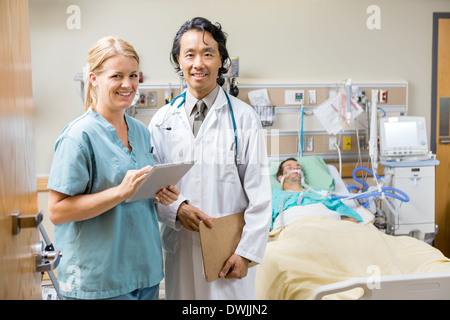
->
[439,97,450,143]
[34,241,62,273]
[439,136,450,144]
[11,210,43,235]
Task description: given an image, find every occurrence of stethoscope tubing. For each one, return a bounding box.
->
[161,90,239,163]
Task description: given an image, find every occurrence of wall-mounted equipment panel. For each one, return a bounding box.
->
[134,81,407,163]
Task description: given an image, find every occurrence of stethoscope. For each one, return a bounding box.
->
[156,89,240,164]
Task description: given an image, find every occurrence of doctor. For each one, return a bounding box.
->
[149,17,271,299]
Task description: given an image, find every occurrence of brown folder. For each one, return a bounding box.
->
[199,212,256,282]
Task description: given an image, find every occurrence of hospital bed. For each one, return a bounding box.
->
[256,156,450,300]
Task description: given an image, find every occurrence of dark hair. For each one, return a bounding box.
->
[276,158,298,178]
[170,17,230,80]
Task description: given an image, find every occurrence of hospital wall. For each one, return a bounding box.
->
[29,0,450,240]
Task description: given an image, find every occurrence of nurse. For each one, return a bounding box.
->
[47,36,179,300]
[149,17,272,299]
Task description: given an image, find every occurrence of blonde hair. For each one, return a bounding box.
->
[85,36,140,111]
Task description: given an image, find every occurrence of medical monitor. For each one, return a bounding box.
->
[379,116,428,161]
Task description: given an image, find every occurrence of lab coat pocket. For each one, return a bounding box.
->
[215,149,239,184]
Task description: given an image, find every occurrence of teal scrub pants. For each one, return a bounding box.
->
[62,284,160,300]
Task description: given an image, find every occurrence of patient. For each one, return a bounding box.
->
[271,158,361,229]
[276,158,304,192]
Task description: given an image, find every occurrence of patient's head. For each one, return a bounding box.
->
[277,158,303,191]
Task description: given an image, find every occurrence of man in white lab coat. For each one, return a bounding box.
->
[149,17,272,299]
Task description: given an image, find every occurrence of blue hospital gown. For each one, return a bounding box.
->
[47,108,163,299]
[271,189,362,230]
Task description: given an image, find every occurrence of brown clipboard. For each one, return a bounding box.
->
[199,212,256,282]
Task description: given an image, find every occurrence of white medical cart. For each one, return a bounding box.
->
[381,159,439,241]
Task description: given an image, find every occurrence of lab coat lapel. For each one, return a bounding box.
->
[176,104,194,139]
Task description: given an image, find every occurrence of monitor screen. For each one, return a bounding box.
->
[384,121,418,148]
[379,116,428,159]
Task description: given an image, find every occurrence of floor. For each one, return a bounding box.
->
[41,277,166,300]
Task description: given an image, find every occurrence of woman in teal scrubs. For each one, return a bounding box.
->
[47,36,179,300]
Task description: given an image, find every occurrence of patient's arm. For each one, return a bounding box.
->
[341,216,358,223]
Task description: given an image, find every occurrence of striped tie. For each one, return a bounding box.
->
[193,100,206,137]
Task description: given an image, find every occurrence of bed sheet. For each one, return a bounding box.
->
[272,201,374,231]
[256,208,450,300]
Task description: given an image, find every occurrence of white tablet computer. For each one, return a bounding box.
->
[126,161,194,202]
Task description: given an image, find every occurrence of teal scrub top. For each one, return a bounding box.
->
[271,189,362,230]
[47,108,163,299]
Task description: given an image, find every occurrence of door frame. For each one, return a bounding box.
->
[431,12,450,256]
[431,12,450,153]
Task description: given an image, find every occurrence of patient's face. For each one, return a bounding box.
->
[282,160,301,173]
[280,160,303,184]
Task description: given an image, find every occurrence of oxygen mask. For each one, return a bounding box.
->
[280,169,304,189]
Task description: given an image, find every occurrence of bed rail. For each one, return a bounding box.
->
[312,272,450,300]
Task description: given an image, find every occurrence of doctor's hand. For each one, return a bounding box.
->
[219,254,249,280]
[176,202,214,232]
[155,185,180,205]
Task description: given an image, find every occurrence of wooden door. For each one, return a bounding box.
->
[432,13,450,257]
[0,0,41,299]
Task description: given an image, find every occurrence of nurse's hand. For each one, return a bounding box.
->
[154,185,180,205]
[219,254,249,279]
[118,165,152,200]
[176,202,214,232]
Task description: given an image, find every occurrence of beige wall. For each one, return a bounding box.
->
[30,0,450,174]
[30,0,450,242]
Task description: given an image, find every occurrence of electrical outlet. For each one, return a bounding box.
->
[139,92,147,106]
[308,90,316,105]
[344,137,351,150]
[329,136,337,151]
[305,137,314,152]
[147,91,157,106]
[358,136,366,150]
[379,90,387,103]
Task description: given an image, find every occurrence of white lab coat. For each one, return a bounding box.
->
[149,87,271,300]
